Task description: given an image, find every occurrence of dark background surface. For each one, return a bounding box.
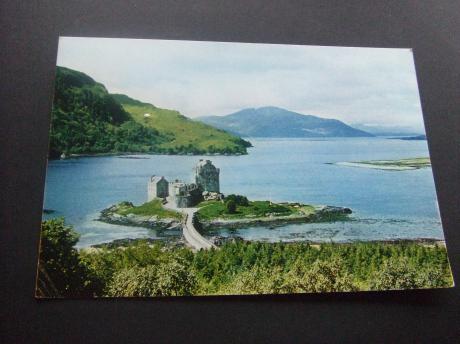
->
[1,1,459,342]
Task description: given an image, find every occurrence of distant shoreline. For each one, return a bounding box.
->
[50,150,247,160]
[333,157,431,171]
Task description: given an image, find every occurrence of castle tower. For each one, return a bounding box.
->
[147,176,169,201]
[195,159,220,193]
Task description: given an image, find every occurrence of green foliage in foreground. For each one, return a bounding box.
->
[36,218,100,297]
[38,219,453,297]
[115,199,182,220]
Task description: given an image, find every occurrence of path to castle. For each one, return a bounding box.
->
[164,201,216,251]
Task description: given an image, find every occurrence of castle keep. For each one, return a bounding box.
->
[195,159,220,193]
[147,160,222,208]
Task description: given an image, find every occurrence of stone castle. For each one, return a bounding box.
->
[148,160,223,208]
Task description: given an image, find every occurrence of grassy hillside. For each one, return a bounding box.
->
[49,67,251,158]
[49,67,169,158]
[111,94,251,155]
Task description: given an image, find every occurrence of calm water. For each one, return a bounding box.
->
[43,138,444,247]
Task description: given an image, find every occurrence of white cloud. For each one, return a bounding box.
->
[57,37,425,131]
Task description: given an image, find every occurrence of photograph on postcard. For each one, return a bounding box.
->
[36,37,453,298]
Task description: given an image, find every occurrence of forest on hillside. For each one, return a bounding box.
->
[48,67,251,158]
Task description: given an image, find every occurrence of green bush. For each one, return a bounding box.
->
[225,200,237,214]
[37,219,98,297]
[106,255,197,297]
[370,256,451,290]
[225,194,249,206]
[283,258,357,293]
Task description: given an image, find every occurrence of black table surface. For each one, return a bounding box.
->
[1,1,459,342]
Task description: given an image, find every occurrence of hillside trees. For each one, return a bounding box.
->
[38,224,453,297]
[106,255,197,297]
[49,67,251,158]
[49,67,166,158]
[37,219,99,297]
[369,256,450,290]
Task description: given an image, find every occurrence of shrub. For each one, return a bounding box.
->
[106,255,197,297]
[225,194,249,206]
[283,258,358,293]
[370,257,450,290]
[37,218,97,297]
[225,200,237,214]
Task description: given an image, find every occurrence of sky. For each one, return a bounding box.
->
[57,37,425,132]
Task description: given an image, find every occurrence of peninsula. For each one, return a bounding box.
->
[334,157,431,171]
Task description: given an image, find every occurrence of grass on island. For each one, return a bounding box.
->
[358,157,430,169]
[196,199,316,221]
[115,199,182,220]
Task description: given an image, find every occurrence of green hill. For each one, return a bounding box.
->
[111,94,251,155]
[48,67,251,158]
[198,107,373,138]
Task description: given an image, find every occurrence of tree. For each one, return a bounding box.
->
[225,199,237,214]
[218,265,285,295]
[370,257,449,290]
[283,258,357,293]
[225,194,249,206]
[106,255,197,297]
[37,218,96,297]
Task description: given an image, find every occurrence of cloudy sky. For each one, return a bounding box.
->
[57,37,425,131]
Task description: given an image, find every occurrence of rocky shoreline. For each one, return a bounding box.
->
[95,203,443,249]
[54,150,247,160]
[98,203,352,232]
[198,205,352,231]
[98,204,182,231]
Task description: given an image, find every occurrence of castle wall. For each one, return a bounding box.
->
[172,183,203,208]
[148,177,169,201]
[147,182,156,201]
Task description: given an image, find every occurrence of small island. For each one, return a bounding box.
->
[99,160,352,249]
[334,157,430,171]
[195,198,351,230]
[389,134,427,141]
[99,198,351,231]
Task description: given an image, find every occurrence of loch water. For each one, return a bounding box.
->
[42,137,444,248]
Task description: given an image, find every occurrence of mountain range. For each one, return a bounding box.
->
[197,107,373,138]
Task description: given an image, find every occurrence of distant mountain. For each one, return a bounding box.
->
[197,107,373,138]
[49,66,251,158]
[351,123,423,137]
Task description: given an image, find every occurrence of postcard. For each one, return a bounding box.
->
[36,37,453,297]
